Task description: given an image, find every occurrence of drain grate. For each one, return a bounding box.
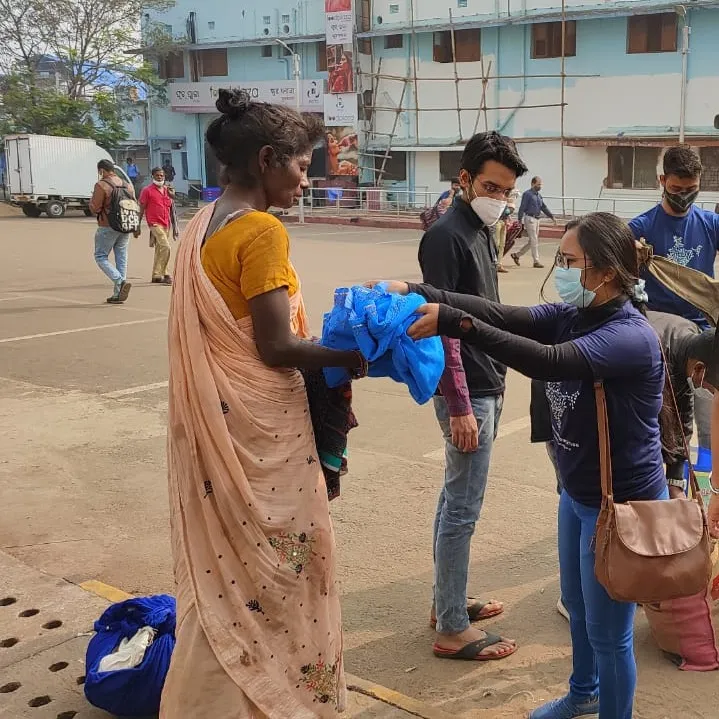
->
[19,609,40,618]
[0,597,17,607]
[0,682,21,693]
[48,662,68,673]
[56,712,78,719]
[1,637,19,648]
[42,620,63,630]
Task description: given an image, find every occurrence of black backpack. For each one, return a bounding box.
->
[102,179,141,234]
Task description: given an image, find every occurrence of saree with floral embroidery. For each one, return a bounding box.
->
[160,204,345,718]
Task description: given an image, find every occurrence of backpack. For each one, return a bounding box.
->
[102,179,141,234]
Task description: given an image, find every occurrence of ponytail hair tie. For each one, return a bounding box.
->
[632,279,649,303]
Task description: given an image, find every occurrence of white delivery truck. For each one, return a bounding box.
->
[4,134,130,218]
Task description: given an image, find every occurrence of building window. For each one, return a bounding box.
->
[376,151,407,181]
[199,48,228,77]
[531,21,576,59]
[261,45,273,58]
[360,0,371,31]
[439,151,461,182]
[389,3,399,13]
[282,14,290,23]
[433,29,481,63]
[181,151,189,181]
[317,41,327,71]
[384,34,403,49]
[607,146,659,189]
[263,15,271,24]
[281,44,292,57]
[361,89,373,121]
[158,51,184,79]
[627,13,677,54]
[457,0,468,6]
[700,148,719,191]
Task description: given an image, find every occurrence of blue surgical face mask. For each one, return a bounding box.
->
[554,267,604,308]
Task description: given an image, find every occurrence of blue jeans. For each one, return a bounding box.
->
[559,484,668,718]
[94,227,129,292]
[433,394,503,634]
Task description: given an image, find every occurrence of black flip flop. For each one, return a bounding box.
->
[433,632,517,662]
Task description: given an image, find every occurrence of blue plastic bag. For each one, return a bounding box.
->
[321,285,445,404]
[84,594,176,717]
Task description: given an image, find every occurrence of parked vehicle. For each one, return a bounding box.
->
[4,134,129,218]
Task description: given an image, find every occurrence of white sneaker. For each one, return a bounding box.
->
[557,597,570,621]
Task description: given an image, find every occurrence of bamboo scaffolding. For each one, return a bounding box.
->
[356,5,577,194]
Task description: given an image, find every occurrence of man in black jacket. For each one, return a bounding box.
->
[419,131,528,661]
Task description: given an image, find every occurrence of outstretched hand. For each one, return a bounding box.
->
[363,280,410,295]
[407,304,440,340]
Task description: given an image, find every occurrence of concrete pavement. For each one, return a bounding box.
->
[0,213,716,718]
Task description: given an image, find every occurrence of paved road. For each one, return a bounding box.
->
[0,214,714,718]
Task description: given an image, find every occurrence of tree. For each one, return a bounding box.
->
[0,0,178,147]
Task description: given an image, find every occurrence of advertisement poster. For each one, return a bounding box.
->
[326,126,359,176]
[323,93,358,127]
[325,0,351,11]
[327,45,354,94]
[326,11,353,45]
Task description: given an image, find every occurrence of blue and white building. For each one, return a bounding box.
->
[144,0,719,209]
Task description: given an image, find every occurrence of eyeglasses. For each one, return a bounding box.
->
[555,248,595,270]
[475,180,515,200]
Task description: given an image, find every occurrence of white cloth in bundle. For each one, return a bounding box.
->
[98,626,156,673]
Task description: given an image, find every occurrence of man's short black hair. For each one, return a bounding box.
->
[97,159,114,172]
[460,131,528,179]
[686,329,716,365]
[151,166,163,175]
[451,177,460,184]
[663,145,702,179]
[531,176,541,184]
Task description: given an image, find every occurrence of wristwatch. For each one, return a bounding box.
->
[667,478,687,493]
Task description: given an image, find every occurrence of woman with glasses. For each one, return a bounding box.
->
[374,212,670,719]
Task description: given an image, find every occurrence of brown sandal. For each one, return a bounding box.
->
[430,597,504,628]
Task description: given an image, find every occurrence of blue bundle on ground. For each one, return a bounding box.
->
[84,594,176,717]
[321,285,445,404]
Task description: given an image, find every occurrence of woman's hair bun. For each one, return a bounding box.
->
[215,88,251,118]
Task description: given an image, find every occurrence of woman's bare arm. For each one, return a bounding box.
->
[250,287,362,371]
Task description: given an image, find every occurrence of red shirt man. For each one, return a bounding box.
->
[138,167,175,284]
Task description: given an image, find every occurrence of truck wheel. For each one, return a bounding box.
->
[83,208,93,217]
[22,204,42,218]
[45,200,66,218]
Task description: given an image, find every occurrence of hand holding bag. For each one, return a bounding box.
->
[593,380,713,604]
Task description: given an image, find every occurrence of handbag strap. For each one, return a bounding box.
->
[657,342,708,519]
[594,381,614,505]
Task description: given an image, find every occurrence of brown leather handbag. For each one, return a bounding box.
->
[593,380,713,604]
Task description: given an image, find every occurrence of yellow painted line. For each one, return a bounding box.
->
[79,580,134,603]
[79,580,452,719]
[346,674,455,719]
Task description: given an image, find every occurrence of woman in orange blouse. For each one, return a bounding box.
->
[161,89,365,718]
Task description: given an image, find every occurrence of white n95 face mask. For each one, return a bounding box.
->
[470,196,507,227]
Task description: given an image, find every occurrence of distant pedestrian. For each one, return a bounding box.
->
[126,157,140,192]
[162,159,176,184]
[512,176,556,269]
[137,167,176,285]
[89,159,134,304]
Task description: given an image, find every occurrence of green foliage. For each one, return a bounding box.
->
[0,0,181,146]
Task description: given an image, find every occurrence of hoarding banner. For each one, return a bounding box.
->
[169,80,324,113]
[323,93,358,127]
[326,11,353,44]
